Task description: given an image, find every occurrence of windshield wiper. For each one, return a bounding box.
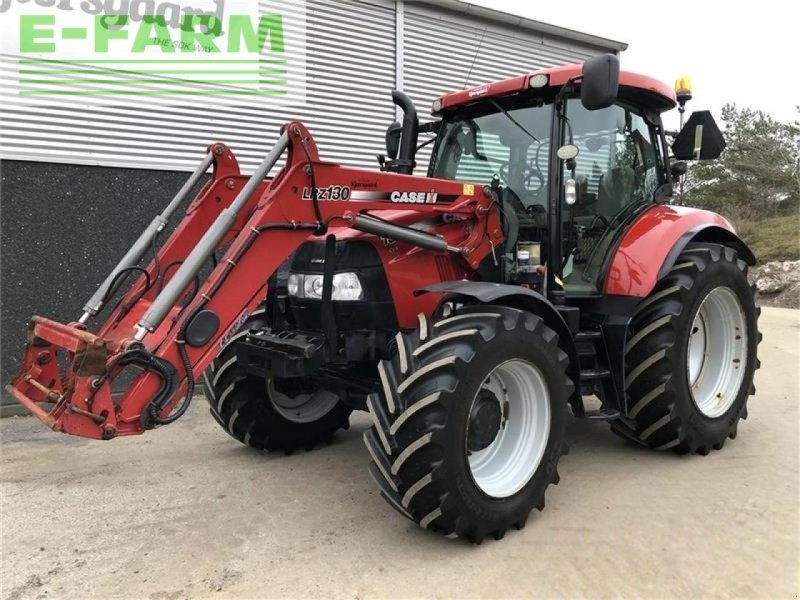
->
[488,98,539,143]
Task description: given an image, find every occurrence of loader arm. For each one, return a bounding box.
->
[6,122,503,440]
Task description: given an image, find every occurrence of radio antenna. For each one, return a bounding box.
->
[463,28,487,89]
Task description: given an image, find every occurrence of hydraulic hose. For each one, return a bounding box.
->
[91,343,179,430]
[145,221,319,426]
[99,266,151,308]
[298,137,326,235]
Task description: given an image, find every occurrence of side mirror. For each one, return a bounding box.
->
[672,110,726,160]
[581,54,620,111]
[670,160,688,181]
[385,121,402,160]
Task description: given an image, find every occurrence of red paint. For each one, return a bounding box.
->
[6,123,502,439]
[8,120,731,442]
[329,211,472,327]
[439,64,676,111]
[603,204,735,297]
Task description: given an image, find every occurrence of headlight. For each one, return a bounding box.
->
[304,275,324,299]
[287,273,300,297]
[331,272,364,301]
[287,272,364,301]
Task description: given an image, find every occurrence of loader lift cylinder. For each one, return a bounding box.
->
[80,151,216,323]
[136,132,290,337]
[352,214,461,254]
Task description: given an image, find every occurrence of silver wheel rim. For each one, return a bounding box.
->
[266,379,340,424]
[467,359,551,498]
[687,286,748,418]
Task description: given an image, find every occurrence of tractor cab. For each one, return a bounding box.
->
[424,58,677,295]
[386,57,722,297]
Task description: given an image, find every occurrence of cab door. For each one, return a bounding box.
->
[561,99,664,294]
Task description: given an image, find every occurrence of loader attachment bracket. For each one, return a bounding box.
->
[6,316,118,439]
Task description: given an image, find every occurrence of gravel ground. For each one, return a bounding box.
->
[1,307,798,600]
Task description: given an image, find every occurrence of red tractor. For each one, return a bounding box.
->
[7,55,760,543]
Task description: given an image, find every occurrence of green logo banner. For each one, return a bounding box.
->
[1,0,307,103]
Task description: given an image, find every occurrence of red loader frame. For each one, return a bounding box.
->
[6,122,503,440]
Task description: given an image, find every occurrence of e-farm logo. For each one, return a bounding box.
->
[0,0,300,98]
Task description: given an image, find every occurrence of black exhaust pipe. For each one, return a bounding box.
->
[391,91,419,175]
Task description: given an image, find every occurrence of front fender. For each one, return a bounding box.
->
[416,281,581,411]
[603,204,756,298]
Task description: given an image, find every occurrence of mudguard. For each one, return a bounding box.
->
[603,204,757,298]
[416,280,581,410]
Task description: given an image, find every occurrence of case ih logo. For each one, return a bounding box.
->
[390,191,438,204]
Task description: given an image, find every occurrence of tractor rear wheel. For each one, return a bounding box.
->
[202,309,351,453]
[364,305,572,543]
[612,243,760,454]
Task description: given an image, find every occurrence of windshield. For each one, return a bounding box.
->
[430,101,553,210]
[430,95,664,294]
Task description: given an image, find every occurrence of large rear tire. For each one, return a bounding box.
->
[202,309,352,453]
[612,243,761,454]
[364,305,573,543]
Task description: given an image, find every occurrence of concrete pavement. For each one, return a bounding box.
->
[1,307,798,599]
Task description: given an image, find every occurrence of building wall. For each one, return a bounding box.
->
[0,0,619,410]
[0,161,194,414]
[0,0,397,172]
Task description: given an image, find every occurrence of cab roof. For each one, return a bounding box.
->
[438,64,677,113]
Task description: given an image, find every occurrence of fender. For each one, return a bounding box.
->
[416,280,581,411]
[603,204,757,298]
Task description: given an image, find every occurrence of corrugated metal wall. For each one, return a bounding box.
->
[0,0,616,175]
[402,2,601,170]
[0,0,397,172]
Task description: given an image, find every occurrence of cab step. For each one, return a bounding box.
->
[579,368,611,381]
[583,408,621,421]
[575,330,602,343]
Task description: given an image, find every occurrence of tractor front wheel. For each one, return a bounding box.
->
[612,243,761,454]
[364,305,573,543]
[202,309,351,453]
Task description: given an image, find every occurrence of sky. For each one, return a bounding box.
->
[464,0,799,130]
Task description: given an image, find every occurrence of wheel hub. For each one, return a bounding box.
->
[686,286,748,418]
[466,360,551,499]
[467,389,503,452]
[267,378,340,424]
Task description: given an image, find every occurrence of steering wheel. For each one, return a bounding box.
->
[524,166,545,194]
[526,142,547,194]
[497,161,544,195]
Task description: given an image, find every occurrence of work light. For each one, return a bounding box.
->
[529,74,549,88]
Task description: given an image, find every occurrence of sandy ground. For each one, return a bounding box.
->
[1,307,798,600]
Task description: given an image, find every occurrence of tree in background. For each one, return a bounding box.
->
[678,104,800,221]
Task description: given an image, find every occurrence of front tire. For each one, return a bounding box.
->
[612,243,761,454]
[364,306,573,543]
[202,309,352,453]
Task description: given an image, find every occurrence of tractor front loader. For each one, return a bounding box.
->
[7,55,761,543]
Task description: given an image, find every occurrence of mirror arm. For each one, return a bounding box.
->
[555,75,581,104]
